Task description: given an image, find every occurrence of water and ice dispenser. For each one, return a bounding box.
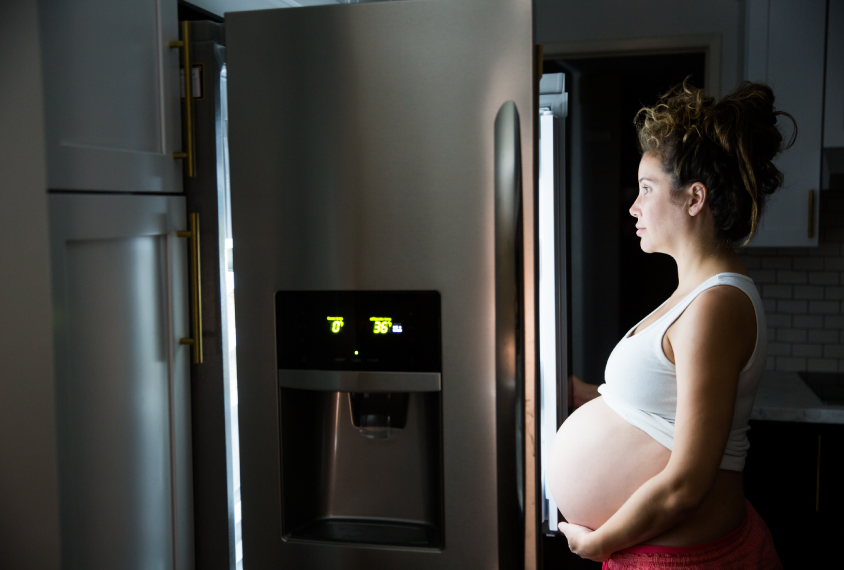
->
[275,291,444,548]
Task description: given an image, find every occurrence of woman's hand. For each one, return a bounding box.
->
[568,375,600,409]
[558,521,610,562]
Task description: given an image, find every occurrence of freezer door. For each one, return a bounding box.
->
[538,74,568,536]
[225,1,535,569]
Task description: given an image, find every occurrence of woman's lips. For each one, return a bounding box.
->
[636,227,645,234]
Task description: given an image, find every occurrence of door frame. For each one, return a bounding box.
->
[542,34,722,97]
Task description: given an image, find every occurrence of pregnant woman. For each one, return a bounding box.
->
[547,81,793,569]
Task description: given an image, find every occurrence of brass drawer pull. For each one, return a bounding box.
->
[808,189,816,239]
[815,433,822,512]
[178,213,203,364]
[169,21,195,177]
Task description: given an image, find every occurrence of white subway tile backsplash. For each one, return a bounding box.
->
[768,342,792,356]
[778,300,808,314]
[778,328,808,343]
[762,257,792,270]
[743,256,761,269]
[808,243,841,257]
[794,285,824,300]
[749,269,777,284]
[777,270,809,284]
[809,301,840,315]
[763,284,793,299]
[777,357,807,371]
[738,196,844,376]
[808,272,839,285]
[826,286,844,300]
[808,359,840,372]
[794,257,825,271]
[793,315,824,329]
[824,345,844,359]
[808,329,838,344]
[793,344,823,358]
[767,314,792,328]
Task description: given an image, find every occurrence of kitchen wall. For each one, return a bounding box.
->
[738,192,844,375]
[0,1,62,569]
[535,0,745,97]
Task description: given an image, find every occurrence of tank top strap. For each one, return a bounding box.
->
[652,273,755,337]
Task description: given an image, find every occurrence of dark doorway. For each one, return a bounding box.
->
[541,52,706,569]
[547,52,706,389]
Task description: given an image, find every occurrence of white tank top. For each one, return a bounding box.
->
[597,273,767,471]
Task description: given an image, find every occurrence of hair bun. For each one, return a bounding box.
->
[635,79,796,245]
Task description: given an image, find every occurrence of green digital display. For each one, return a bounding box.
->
[277,291,440,372]
[326,316,402,335]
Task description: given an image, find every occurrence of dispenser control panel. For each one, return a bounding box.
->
[275,291,441,372]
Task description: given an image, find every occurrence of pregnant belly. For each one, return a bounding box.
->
[547,397,671,530]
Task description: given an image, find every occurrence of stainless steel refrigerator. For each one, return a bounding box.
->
[187,1,569,568]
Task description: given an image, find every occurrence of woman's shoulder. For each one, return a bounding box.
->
[670,282,758,355]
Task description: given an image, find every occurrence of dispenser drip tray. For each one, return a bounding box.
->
[289,518,443,548]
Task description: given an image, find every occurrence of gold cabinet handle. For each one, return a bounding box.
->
[815,433,822,512]
[169,21,195,177]
[808,189,816,239]
[178,213,203,363]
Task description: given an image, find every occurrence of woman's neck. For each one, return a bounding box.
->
[671,240,745,296]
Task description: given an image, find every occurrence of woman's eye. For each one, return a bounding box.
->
[641,186,651,194]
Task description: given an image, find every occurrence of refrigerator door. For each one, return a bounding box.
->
[538,73,568,536]
[226,1,535,569]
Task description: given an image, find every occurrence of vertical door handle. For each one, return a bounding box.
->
[494,101,525,563]
[178,213,203,363]
[808,189,816,239]
[170,21,196,177]
[815,433,822,512]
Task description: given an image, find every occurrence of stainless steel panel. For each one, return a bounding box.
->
[49,194,194,570]
[226,0,535,567]
[278,370,441,392]
[279,390,442,547]
[494,101,524,569]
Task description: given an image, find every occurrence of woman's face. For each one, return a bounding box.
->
[629,153,688,254]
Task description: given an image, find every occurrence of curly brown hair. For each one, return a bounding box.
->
[635,79,796,246]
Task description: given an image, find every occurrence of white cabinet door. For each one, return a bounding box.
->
[745,0,825,246]
[49,194,194,570]
[826,0,844,148]
[40,0,183,192]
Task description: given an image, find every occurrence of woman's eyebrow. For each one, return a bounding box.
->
[638,177,656,183]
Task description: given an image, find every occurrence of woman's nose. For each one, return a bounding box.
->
[629,198,640,218]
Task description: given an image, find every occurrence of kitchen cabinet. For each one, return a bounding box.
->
[744,420,844,567]
[39,0,183,192]
[745,0,826,246]
[49,193,194,570]
[826,0,844,148]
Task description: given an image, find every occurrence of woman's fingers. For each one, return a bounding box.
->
[570,375,600,408]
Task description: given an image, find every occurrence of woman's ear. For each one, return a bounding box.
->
[687,182,707,217]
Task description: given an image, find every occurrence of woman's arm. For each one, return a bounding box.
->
[560,286,757,561]
[568,374,600,409]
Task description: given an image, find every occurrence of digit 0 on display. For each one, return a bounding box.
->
[327,316,344,333]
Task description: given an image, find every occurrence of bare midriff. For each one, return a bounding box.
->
[547,397,746,547]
